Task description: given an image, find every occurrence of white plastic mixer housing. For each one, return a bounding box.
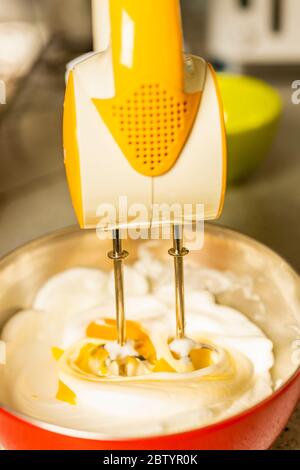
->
[63,0,226,230]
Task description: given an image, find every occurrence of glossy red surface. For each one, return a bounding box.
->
[0,372,299,450]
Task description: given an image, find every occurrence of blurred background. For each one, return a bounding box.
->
[0,0,299,450]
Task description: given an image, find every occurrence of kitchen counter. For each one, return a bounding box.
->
[0,40,299,450]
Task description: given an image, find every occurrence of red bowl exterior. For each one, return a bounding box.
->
[0,371,299,450]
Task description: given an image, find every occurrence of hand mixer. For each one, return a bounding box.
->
[63,0,226,366]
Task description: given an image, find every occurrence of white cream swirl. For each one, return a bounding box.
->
[0,246,274,437]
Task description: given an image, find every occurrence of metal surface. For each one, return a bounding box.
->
[168,225,189,339]
[108,229,128,346]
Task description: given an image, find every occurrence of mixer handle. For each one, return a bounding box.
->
[93,0,185,93]
[92,0,111,52]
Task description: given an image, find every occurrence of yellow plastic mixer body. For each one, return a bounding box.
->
[92,0,201,177]
[63,0,226,229]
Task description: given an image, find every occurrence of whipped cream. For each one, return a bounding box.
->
[0,243,274,437]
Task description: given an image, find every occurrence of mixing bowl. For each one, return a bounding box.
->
[217,74,282,184]
[0,225,299,450]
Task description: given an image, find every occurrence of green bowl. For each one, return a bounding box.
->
[217,74,282,184]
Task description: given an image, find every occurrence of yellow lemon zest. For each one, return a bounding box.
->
[190,348,212,370]
[87,319,156,363]
[51,347,64,361]
[56,380,77,405]
[153,358,176,373]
